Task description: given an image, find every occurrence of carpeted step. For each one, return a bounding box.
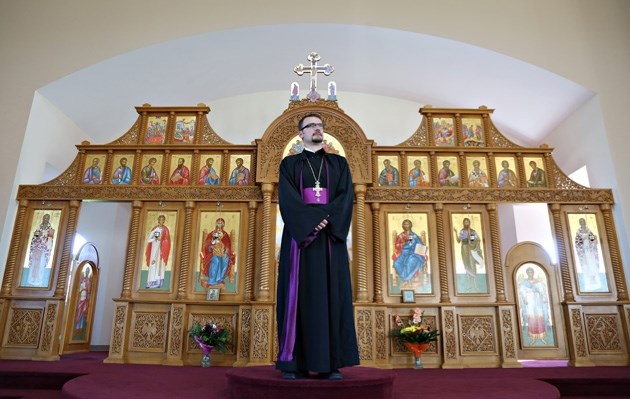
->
[541,378,630,397]
[0,371,82,390]
[0,388,64,398]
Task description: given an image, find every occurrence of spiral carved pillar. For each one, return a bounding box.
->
[601,204,628,300]
[257,183,274,302]
[488,154,498,187]
[550,204,575,302]
[162,150,170,183]
[1,200,28,295]
[104,150,114,184]
[191,150,200,183]
[371,202,383,303]
[354,184,369,303]
[245,201,258,301]
[132,149,142,183]
[435,203,450,303]
[458,152,468,187]
[177,201,195,300]
[55,200,81,297]
[455,114,463,144]
[121,201,143,299]
[487,203,506,302]
[516,154,526,188]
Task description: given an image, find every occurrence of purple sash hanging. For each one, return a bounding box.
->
[278,240,301,361]
[278,156,330,362]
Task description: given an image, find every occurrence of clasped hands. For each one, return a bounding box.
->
[314,218,328,232]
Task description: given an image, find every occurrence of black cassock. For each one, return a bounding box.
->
[276,148,360,373]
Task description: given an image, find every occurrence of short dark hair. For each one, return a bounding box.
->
[298,113,323,131]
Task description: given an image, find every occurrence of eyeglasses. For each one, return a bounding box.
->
[300,122,324,130]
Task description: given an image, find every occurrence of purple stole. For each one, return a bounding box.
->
[278,159,330,362]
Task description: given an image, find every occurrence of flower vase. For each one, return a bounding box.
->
[201,353,212,368]
[404,342,430,369]
[194,336,214,368]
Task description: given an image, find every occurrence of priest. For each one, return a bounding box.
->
[276,113,359,380]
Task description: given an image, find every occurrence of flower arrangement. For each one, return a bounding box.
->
[188,321,231,353]
[391,308,440,345]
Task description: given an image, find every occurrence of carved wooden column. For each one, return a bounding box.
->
[194,110,204,144]
[481,111,491,144]
[35,300,63,361]
[371,202,383,303]
[249,304,275,365]
[257,183,274,302]
[426,113,435,145]
[354,184,369,303]
[132,149,142,184]
[104,301,130,364]
[458,151,468,187]
[487,153,497,187]
[122,201,143,298]
[440,307,460,367]
[177,201,195,300]
[165,303,186,366]
[454,113,463,144]
[55,200,80,297]
[1,200,28,295]
[191,150,200,182]
[601,204,628,300]
[487,203,506,302]
[104,150,114,184]
[161,150,170,185]
[399,152,408,179]
[222,149,230,180]
[250,150,257,182]
[564,304,594,366]
[429,151,438,186]
[168,111,175,143]
[245,201,258,301]
[434,203,450,303]
[497,306,519,367]
[550,204,575,302]
[516,153,526,188]
[542,152,554,188]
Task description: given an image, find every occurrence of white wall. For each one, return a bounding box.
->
[498,204,518,266]
[18,92,89,184]
[513,204,558,265]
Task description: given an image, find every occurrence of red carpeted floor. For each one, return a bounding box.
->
[0,352,629,399]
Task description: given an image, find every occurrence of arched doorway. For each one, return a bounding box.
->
[506,242,568,361]
[60,243,99,354]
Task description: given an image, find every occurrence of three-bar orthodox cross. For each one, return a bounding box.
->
[312,181,323,202]
[294,52,334,101]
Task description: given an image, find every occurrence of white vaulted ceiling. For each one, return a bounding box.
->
[37,24,593,147]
